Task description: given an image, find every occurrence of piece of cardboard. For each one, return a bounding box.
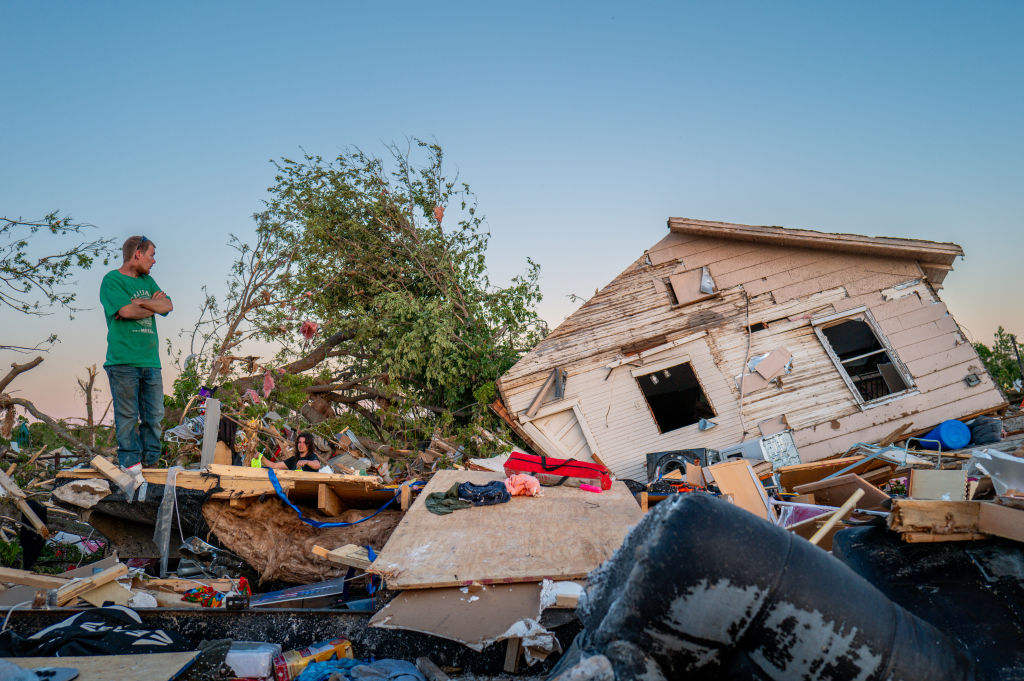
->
[685,462,704,487]
[909,469,968,501]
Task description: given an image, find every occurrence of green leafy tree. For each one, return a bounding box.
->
[0,212,114,351]
[974,326,1023,394]
[178,141,545,449]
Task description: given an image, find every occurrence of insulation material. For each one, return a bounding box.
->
[202,498,402,584]
[52,479,111,509]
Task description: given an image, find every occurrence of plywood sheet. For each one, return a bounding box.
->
[707,460,773,521]
[5,651,199,681]
[370,471,642,589]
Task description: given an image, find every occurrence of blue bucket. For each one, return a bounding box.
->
[920,420,970,450]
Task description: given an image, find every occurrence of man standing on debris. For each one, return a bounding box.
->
[100,236,173,472]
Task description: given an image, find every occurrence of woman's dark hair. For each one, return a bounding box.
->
[297,431,317,454]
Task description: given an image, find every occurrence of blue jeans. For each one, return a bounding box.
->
[105,365,164,467]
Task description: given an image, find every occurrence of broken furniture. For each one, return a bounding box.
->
[551,493,976,681]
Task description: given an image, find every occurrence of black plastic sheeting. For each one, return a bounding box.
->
[552,493,976,681]
[833,526,1024,680]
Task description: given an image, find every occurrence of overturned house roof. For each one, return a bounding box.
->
[497,217,1005,482]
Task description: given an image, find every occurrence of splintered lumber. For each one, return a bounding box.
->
[777,456,891,492]
[370,470,642,589]
[794,473,890,511]
[0,566,69,589]
[56,563,129,606]
[312,544,373,570]
[80,580,133,607]
[809,489,864,546]
[889,500,984,542]
[0,469,49,538]
[89,455,135,496]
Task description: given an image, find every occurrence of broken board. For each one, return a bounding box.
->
[370,470,642,589]
[794,473,890,511]
[5,651,199,681]
[707,460,774,522]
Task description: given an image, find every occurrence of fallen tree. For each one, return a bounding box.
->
[171,141,545,456]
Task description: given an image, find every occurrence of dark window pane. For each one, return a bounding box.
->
[637,362,716,433]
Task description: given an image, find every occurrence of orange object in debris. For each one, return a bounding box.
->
[272,637,354,680]
[504,473,542,496]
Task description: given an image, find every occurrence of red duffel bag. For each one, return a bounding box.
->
[503,451,613,490]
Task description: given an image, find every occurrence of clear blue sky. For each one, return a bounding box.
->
[2,1,1021,418]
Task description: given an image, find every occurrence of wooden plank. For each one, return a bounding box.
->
[317,484,343,516]
[370,470,642,589]
[0,470,49,539]
[0,566,68,589]
[401,482,412,511]
[89,455,134,496]
[888,500,981,536]
[504,638,522,673]
[977,503,1024,543]
[909,469,967,501]
[794,473,890,511]
[810,489,864,545]
[312,544,373,570]
[901,531,987,543]
[6,652,200,681]
[707,460,773,521]
[56,563,129,606]
[199,397,221,467]
[416,657,451,681]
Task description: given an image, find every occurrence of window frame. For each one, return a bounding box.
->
[632,357,717,434]
[812,306,917,408]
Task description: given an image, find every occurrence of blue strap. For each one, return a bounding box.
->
[365,546,379,593]
[265,468,399,528]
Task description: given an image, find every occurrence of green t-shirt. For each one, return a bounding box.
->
[100,270,169,367]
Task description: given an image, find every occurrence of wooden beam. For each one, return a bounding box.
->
[90,455,135,496]
[889,500,982,537]
[415,657,450,681]
[503,638,522,674]
[317,484,343,516]
[400,482,411,511]
[0,566,68,589]
[56,563,129,606]
[524,369,559,419]
[199,398,221,468]
[0,469,49,538]
[977,503,1024,543]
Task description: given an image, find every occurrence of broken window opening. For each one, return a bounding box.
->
[664,278,679,306]
[816,315,913,403]
[636,362,716,433]
[747,322,768,333]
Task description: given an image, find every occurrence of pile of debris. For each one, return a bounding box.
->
[0,404,1021,680]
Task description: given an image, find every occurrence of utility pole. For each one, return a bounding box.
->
[1011,334,1024,390]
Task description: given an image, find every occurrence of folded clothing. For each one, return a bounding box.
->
[458,480,511,506]
[425,483,472,515]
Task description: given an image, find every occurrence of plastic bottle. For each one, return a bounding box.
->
[272,637,353,681]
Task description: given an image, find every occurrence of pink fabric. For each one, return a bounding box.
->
[433,205,445,224]
[504,473,541,496]
[262,370,275,397]
[300,320,319,340]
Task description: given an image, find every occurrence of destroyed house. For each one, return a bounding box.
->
[496,217,1006,482]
